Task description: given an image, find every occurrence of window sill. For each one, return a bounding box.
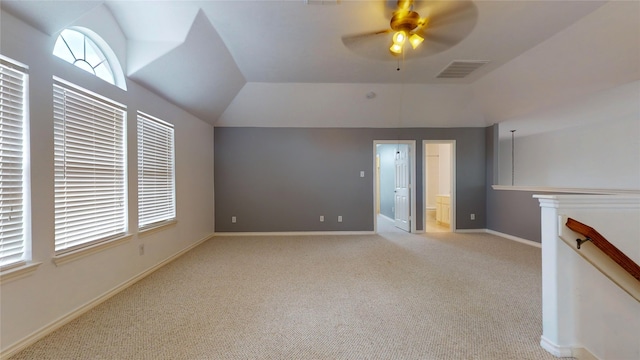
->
[53,234,133,266]
[491,185,639,195]
[0,262,43,285]
[138,219,177,237]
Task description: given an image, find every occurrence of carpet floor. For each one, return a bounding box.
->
[9,229,568,359]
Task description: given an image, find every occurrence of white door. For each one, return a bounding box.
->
[394,145,410,231]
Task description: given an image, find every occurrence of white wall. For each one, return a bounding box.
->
[425,143,452,209]
[475,0,639,191]
[497,83,640,190]
[438,144,451,195]
[0,9,214,355]
[473,1,639,125]
[217,82,485,128]
[425,144,439,208]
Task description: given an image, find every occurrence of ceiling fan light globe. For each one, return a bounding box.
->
[389,43,403,54]
[409,33,424,49]
[393,31,407,45]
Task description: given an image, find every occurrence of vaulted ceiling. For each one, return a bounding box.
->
[2,0,638,132]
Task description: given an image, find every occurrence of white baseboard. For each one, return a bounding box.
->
[539,336,598,359]
[453,229,541,248]
[214,231,376,237]
[540,336,574,357]
[485,229,541,248]
[1,233,214,360]
[454,229,486,233]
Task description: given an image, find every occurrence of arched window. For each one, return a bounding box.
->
[53,28,126,89]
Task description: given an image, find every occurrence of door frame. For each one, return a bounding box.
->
[422,140,456,232]
[373,140,417,233]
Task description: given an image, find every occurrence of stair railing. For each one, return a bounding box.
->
[566,217,640,282]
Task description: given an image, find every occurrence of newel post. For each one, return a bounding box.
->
[536,195,578,357]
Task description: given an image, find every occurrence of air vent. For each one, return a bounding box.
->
[436,60,490,79]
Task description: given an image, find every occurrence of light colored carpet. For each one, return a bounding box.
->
[10,229,567,359]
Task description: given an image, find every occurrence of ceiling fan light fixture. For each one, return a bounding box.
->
[392,31,407,45]
[397,0,412,11]
[409,33,424,49]
[389,43,403,54]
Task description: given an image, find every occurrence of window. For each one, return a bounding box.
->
[0,57,27,268]
[52,28,127,91]
[137,112,175,230]
[53,79,126,253]
[53,29,115,85]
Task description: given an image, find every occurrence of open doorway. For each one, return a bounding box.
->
[423,140,455,232]
[374,140,416,233]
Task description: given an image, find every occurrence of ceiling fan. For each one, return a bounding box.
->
[342,0,478,61]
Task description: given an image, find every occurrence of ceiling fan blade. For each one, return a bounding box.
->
[420,0,477,29]
[421,32,458,46]
[412,22,454,43]
[341,0,477,61]
[342,29,391,46]
[398,0,477,59]
[342,29,391,60]
[341,29,401,61]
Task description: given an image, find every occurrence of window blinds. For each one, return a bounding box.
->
[53,81,126,253]
[0,60,27,267]
[137,112,175,229]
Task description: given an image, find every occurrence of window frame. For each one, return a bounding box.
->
[137,111,176,231]
[52,27,127,91]
[0,56,29,270]
[53,77,128,255]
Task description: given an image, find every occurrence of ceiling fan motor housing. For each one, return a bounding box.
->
[390,11,421,32]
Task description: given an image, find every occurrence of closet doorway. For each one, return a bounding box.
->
[374,140,416,233]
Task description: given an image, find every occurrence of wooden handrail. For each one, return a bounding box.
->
[566,217,640,282]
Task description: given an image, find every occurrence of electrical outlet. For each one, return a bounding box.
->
[470,213,475,220]
[139,244,144,256]
[320,215,324,222]
[338,215,343,222]
[232,216,237,223]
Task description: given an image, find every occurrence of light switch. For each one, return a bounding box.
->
[360,171,365,177]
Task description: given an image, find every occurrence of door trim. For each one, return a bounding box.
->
[422,140,456,232]
[373,140,417,233]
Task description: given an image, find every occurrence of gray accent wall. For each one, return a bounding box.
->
[485,125,542,242]
[214,127,486,232]
[486,189,544,243]
[485,125,580,243]
[486,186,575,243]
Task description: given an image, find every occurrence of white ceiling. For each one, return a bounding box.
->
[1,0,638,131]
